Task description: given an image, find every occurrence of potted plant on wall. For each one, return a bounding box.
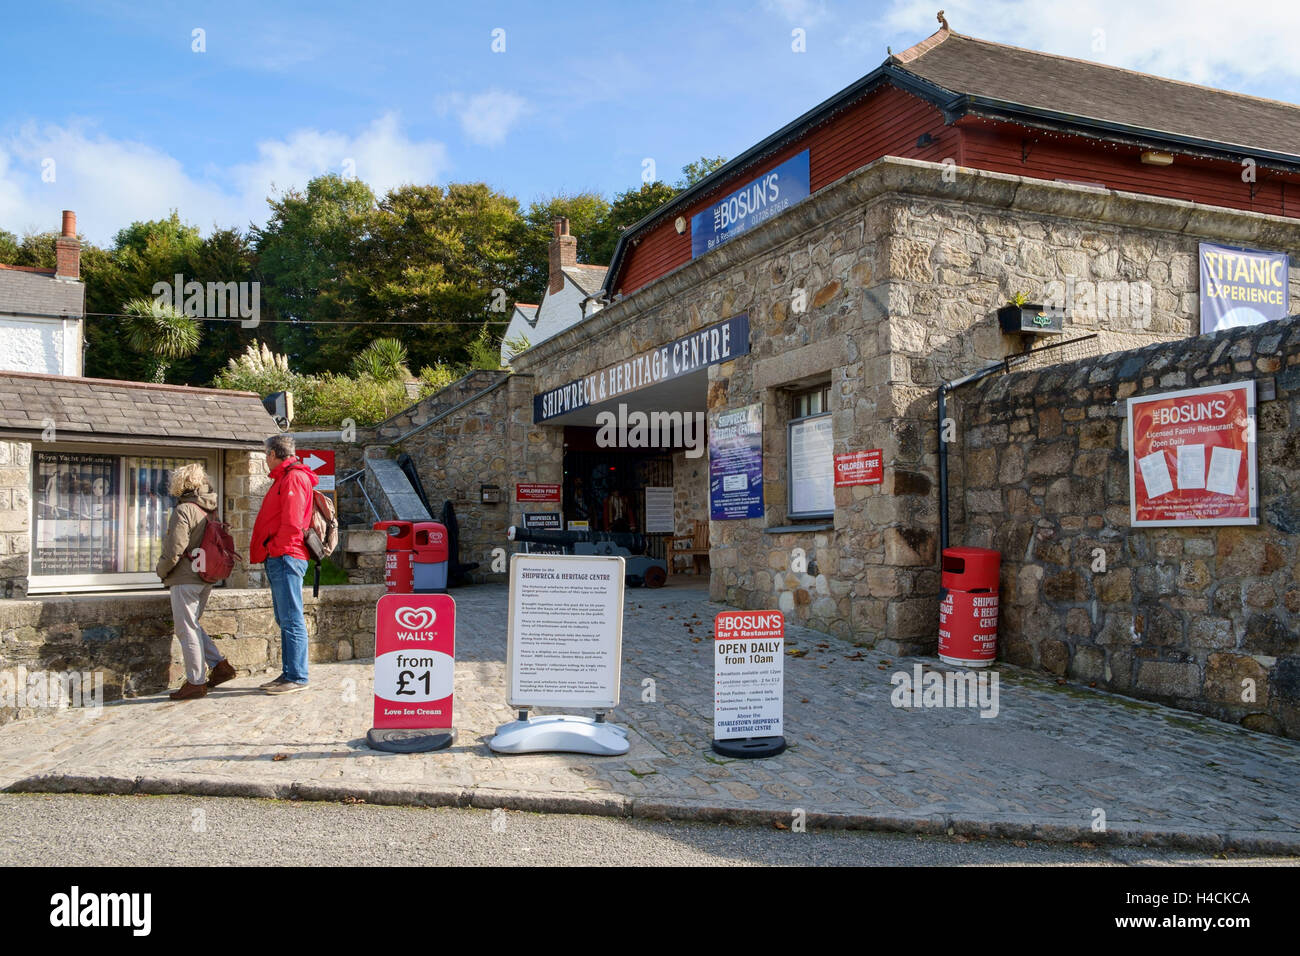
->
[998,291,1065,335]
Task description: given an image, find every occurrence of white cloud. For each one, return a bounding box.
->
[437,90,529,147]
[0,114,447,245]
[880,0,1300,88]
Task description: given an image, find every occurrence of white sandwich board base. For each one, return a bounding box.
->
[489,715,630,756]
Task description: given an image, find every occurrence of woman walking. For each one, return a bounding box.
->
[157,463,235,700]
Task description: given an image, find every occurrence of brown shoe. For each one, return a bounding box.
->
[206,659,237,688]
[169,681,209,701]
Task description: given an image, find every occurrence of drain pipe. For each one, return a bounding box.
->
[937,361,1007,557]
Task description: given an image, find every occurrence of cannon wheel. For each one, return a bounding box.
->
[643,565,667,589]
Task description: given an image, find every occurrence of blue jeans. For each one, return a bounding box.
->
[265,555,309,684]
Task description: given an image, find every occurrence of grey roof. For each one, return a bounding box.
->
[0,371,278,449]
[896,31,1300,157]
[0,267,85,318]
[563,264,609,296]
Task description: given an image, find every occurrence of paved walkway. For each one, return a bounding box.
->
[2,583,1298,852]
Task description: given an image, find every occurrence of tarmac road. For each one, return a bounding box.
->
[1,793,1295,867]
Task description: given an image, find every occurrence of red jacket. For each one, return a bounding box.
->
[250,457,319,563]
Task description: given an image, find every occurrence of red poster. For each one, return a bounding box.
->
[373,594,455,729]
[516,483,562,502]
[834,449,883,486]
[1127,382,1257,526]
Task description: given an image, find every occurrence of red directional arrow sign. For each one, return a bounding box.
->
[298,449,336,492]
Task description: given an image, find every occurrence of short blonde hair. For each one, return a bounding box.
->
[169,462,210,497]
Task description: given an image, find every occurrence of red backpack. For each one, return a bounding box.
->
[191,510,238,584]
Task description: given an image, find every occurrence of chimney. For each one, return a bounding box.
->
[548,217,577,296]
[55,210,80,280]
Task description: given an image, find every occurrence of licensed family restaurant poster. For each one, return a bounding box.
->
[1126,381,1257,527]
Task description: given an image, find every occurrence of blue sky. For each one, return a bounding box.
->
[3,0,1299,245]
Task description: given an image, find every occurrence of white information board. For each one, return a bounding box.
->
[713,610,785,740]
[506,553,625,709]
[789,414,834,518]
[644,486,674,533]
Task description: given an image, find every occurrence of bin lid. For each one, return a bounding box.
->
[413,521,449,557]
[941,546,1000,590]
[374,520,415,549]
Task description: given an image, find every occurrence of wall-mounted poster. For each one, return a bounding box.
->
[644,487,674,534]
[709,404,764,520]
[788,414,834,518]
[1127,381,1258,527]
[1199,242,1289,334]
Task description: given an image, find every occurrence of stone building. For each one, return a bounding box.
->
[304,26,1300,728]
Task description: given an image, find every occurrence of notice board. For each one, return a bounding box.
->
[506,553,625,709]
[1127,381,1258,527]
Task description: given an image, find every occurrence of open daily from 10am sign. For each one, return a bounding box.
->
[373,594,455,729]
[714,610,784,740]
[1127,381,1257,527]
[507,553,625,709]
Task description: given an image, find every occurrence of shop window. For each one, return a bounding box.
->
[786,384,834,520]
[30,446,219,593]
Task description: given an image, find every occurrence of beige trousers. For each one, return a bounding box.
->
[170,584,222,685]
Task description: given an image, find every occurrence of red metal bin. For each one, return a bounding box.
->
[374,520,414,593]
[412,521,449,593]
[938,547,1000,667]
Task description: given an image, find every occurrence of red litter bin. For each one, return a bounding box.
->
[374,520,414,593]
[938,547,1000,667]
[412,521,449,593]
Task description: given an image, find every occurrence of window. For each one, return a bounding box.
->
[30,445,220,593]
[787,384,834,520]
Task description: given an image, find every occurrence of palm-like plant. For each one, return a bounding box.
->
[122,298,201,383]
[350,337,411,381]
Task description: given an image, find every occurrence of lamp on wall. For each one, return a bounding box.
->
[1140,151,1175,166]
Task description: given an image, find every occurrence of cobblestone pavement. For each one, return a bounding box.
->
[2,582,1298,852]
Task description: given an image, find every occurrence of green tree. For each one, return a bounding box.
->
[350,336,411,381]
[677,155,729,188]
[355,182,524,371]
[122,297,201,383]
[252,174,377,374]
[587,181,678,267]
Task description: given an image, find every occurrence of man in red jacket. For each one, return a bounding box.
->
[251,434,319,694]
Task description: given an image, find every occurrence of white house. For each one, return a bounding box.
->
[0,211,85,377]
[501,217,608,365]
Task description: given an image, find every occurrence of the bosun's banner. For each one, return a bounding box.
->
[1126,381,1258,527]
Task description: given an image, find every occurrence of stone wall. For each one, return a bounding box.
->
[955,316,1300,737]
[0,584,383,725]
[222,448,269,588]
[0,441,29,599]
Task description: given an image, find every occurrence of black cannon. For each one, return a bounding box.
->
[507,526,668,588]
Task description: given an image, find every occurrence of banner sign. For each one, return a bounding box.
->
[834,449,883,487]
[691,151,810,258]
[506,553,625,709]
[1199,242,1289,334]
[789,415,834,517]
[1127,381,1258,527]
[714,610,784,740]
[297,449,335,492]
[373,594,456,730]
[520,511,562,554]
[516,483,561,502]
[709,403,764,520]
[534,313,750,422]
